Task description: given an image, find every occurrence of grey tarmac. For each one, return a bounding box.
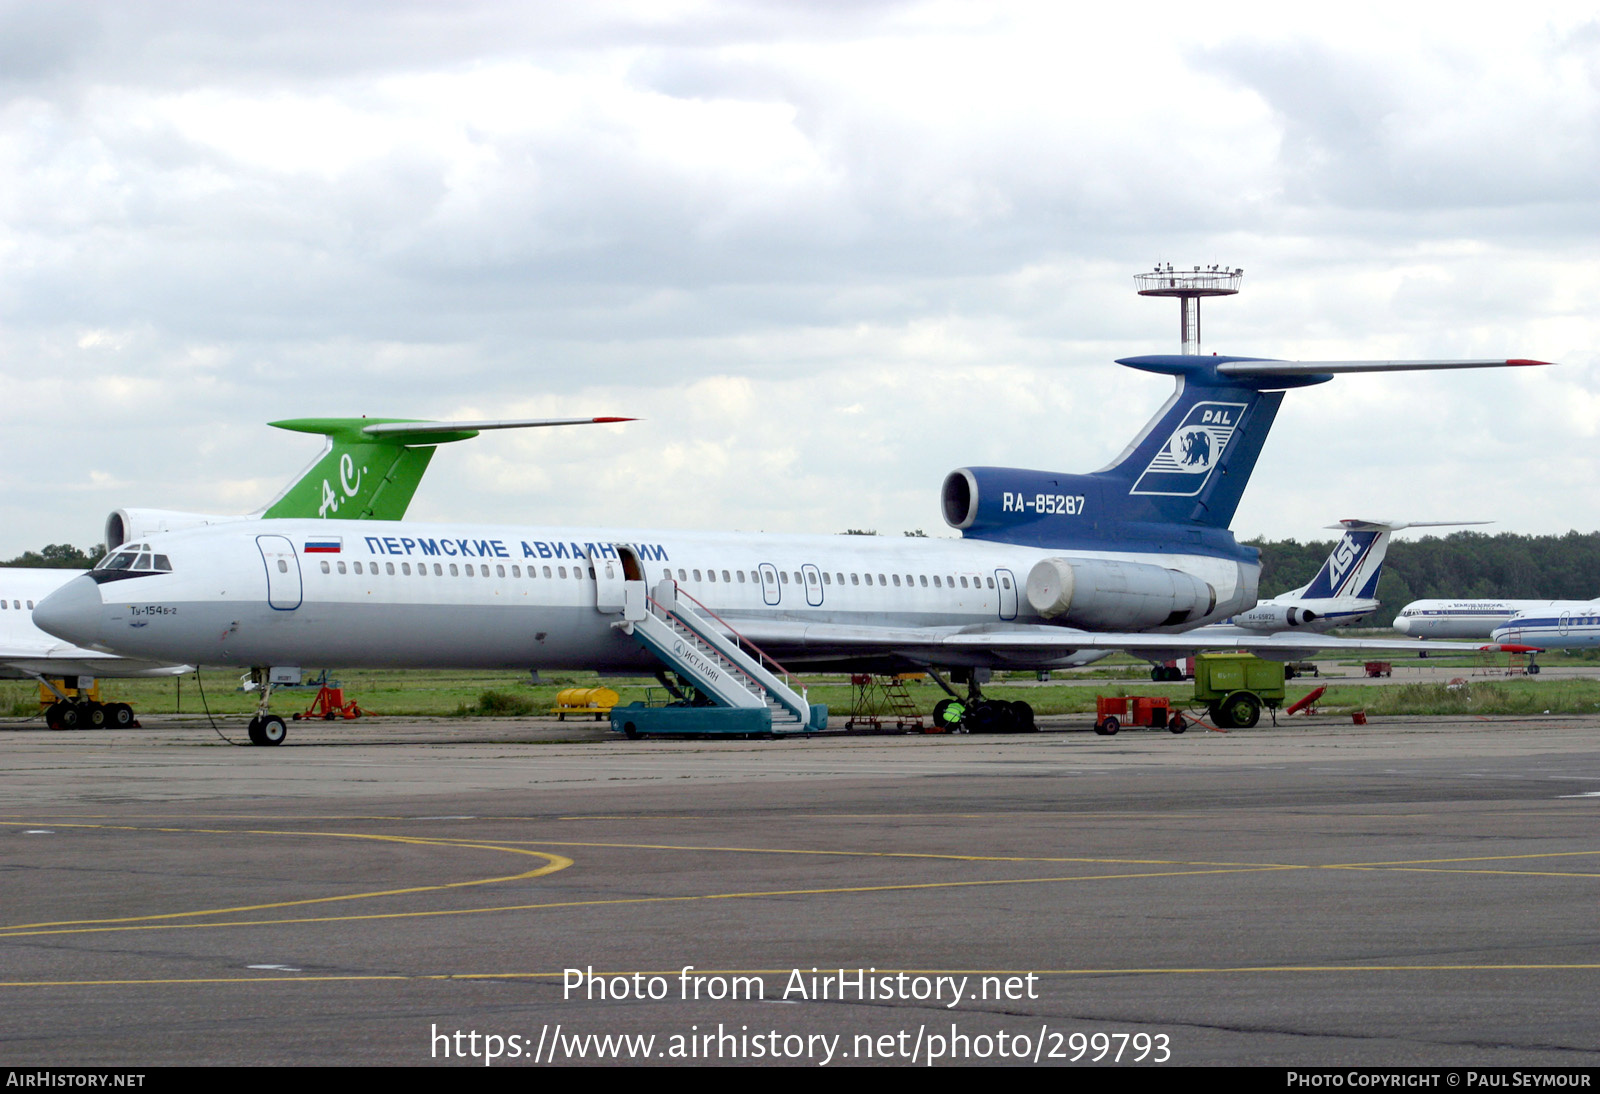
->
[2,712,1599,1066]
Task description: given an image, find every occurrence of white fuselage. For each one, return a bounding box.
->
[34,519,1259,673]
[1,568,186,680]
[1490,603,1600,650]
[1393,599,1572,640]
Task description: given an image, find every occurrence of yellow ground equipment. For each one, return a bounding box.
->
[553,687,620,721]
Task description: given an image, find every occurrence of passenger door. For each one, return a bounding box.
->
[256,535,303,611]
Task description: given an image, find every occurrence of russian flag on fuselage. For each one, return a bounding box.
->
[303,537,342,554]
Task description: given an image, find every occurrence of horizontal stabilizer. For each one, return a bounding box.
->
[1217,358,1551,377]
[1323,519,1492,532]
[360,417,636,439]
[271,416,637,447]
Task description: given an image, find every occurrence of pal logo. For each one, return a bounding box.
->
[1132,402,1247,497]
[1167,427,1216,472]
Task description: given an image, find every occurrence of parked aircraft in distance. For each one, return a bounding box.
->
[1490,604,1600,658]
[1394,599,1570,640]
[34,353,1547,743]
[12,415,631,728]
[1138,519,1487,680]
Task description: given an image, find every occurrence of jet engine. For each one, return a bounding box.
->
[105,509,248,550]
[1233,603,1320,629]
[1025,557,1217,631]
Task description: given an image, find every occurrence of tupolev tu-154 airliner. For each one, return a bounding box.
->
[34,354,1546,743]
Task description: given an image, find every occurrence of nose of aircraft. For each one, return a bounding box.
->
[33,576,106,647]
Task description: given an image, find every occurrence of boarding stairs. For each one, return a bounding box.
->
[612,578,823,732]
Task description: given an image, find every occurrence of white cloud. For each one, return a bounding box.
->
[1,0,1597,559]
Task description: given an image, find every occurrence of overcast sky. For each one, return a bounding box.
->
[1,0,1596,557]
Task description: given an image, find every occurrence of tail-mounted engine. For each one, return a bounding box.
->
[1025,556,1218,631]
[105,509,247,551]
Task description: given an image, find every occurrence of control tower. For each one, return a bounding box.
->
[1135,264,1242,355]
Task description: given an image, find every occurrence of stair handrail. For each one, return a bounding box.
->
[642,595,771,697]
[662,586,808,701]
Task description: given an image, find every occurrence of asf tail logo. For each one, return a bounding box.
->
[1132,402,1246,497]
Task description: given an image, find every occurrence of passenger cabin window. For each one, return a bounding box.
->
[450,564,460,576]
[321,561,331,574]
[387,563,396,575]
[277,560,288,573]
[465,564,474,577]
[892,575,901,586]
[780,572,789,584]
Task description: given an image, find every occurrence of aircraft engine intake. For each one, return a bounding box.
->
[1025,557,1217,631]
[105,509,246,551]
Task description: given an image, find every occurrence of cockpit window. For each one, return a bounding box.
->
[90,543,171,582]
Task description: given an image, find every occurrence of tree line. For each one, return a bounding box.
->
[1252,530,1600,628]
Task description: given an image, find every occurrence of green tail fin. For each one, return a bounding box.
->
[261,418,482,521]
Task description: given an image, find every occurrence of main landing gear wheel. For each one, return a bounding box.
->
[1527,663,1541,675]
[107,702,134,728]
[931,698,966,731]
[964,701,999,734]
[86,702,108,729]
[1149,665,1182,683]
[1010,700,1037,733]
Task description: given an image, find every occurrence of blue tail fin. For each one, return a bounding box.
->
[1299,524,1388,600]
[944,356,1329,558]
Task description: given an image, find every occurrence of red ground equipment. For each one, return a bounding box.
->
[292,686,362,721]
[1284,686,1327,717]
[1094,695,1185,735]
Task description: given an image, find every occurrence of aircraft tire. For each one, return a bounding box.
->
[1010,701,1036,732]
[965,701,999,734]
[1219,691,1261,730]
[258,715,287,746]
[931,698,964,731]
[1149,667,1164,683]
[246,716,265,746]
[1528,664,1541,675]
[45,702,66,730]
[107,703,134,728]
[85,703,107,729]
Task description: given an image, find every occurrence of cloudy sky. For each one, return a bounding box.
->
[1,0,1596,557]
